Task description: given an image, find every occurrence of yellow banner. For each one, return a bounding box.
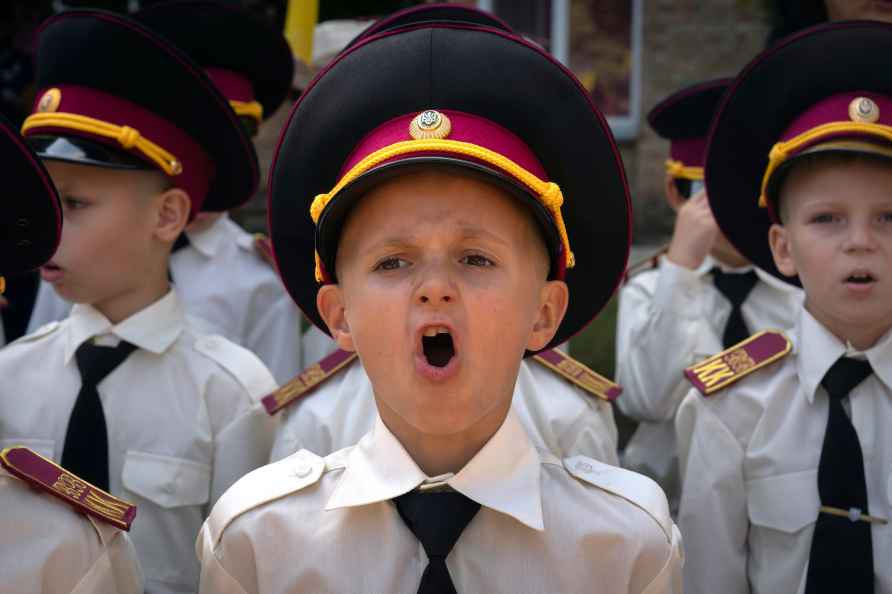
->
[284,0,318,64]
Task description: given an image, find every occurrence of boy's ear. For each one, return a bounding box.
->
[317,284,355,352]
[768,223,798,278]
[526,279,569,352]
[664,174,684,211]
[154,188,191,243]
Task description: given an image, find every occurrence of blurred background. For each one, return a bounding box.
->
[1,0,808,441]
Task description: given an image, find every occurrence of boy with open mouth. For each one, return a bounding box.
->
[198,11,682,594]
[676,21,892,594]
[266,4,623,472]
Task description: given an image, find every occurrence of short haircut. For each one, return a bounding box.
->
[775,150,892,222]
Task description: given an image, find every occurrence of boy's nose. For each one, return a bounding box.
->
[415,264,456,305]
[844,219,878,252]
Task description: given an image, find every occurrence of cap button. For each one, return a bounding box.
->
[37,88,61,113]
[409,109,452,140]
[849,97,880,123]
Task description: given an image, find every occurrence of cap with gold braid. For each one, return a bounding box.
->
[705,20,892,284]
[0,113,60,277]
[135,0,294,136]
[268,11,631,351]
[21,10,258,218]
[647,79,730,182]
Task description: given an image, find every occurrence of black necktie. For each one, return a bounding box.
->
[61,340,137,491]
[805,357,875,594]
[394,490,481,594]
[711,268,758,348]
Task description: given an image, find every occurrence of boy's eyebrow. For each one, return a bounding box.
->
[364,225,511,252]
[456,225,511,247]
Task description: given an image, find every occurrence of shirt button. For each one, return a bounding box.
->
[295,465,312,478]
[575,461,593,473]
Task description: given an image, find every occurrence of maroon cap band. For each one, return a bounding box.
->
[669,136,708,169]
[205,67,256,103]
[24,84,215,216]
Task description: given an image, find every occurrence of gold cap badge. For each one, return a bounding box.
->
[409,109,451,140]
[37,88,62,113]
[849,97,880,124]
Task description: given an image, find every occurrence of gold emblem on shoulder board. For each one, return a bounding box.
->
[38,88,62,113]
[849,97,880,123]
[409,110,452,140]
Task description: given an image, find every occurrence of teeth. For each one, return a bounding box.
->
[423,326,450,337]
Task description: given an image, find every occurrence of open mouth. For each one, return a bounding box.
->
[846,272,876,284]
[421,326,455,368]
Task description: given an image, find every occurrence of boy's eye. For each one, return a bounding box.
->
[810,213,837,224]
[374,257,410,271]
[62,196,88,210]
[461,254,494,267]
[880,212,892,223]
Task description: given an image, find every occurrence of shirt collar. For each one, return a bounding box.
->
[64,290,184,364]
[184,213,230,258]
[794,307,892,403]
[325,408,544,531]
[687,255,800,296]
[864,326,892,393]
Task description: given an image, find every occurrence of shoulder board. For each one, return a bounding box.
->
[263,349,358,415]
[194,334,278,402]
[252,233,276,268]
[0,447,136,531]
[207,449,324,547]
[622,245,668,284]
[564,454,672,542]
[532,348,622,401]
[684,330,792,396]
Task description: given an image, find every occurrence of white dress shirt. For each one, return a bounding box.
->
[675,307,892,594]
[27,214,305,384]
[616,255,802,505]
[2,468,144,594]
[199,409,682,594]
[270,355,620,465]
[1,291,278,594]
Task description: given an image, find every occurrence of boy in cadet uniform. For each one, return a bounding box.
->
[616,79,802,509]
[0,114,143,594]
[266,4,622,468]
[198,14,682,594]
[676,21,892,594]
[0,11,277,594]
[27,0,305,384]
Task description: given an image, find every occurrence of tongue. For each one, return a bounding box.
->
[423,333,454,368]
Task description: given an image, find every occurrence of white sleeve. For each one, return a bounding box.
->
[197,523,253,594]
[243,291,304,386]
[561,400,620,466]
[639,523,684,594]
[71,528,145,594]
[615,261,708,422]
[676,392,750,594]
[212,403,277,505]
